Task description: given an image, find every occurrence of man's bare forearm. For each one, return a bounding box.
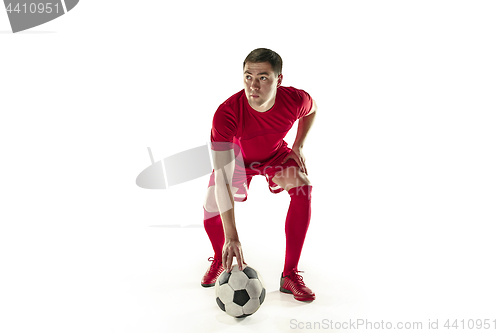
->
[214,183,239,241]
[293,111,316,149]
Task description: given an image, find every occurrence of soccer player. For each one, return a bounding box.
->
[201,48,317,302]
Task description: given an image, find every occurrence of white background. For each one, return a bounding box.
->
[1,1,499,332]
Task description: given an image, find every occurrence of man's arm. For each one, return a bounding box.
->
[292,99,317,150]
[212,148,237,238]
[212,148,246,272]
[282,99,317,174]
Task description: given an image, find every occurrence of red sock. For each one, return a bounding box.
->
[283,185,312,275]
[203,207,225,259]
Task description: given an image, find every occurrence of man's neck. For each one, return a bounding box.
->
[249,94,277,112]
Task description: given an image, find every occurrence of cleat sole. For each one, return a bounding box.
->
[279,287,292,294]
[280,287,315,301]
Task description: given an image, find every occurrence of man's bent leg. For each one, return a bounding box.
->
[272,166,312,273]
[282,184,312,275]
[272,167,315,301]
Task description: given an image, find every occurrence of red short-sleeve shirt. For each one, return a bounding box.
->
[210,86,313,165]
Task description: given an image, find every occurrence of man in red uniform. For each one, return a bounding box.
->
[201,48,317,301]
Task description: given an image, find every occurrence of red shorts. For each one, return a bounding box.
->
[206,146,299,202]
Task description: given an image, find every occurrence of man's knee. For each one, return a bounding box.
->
[288,184,313,200]
[203,186,219,213]
[272,166,311,191]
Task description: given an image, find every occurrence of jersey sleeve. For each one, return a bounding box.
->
[295,89,314,119]
[210,104,237,151]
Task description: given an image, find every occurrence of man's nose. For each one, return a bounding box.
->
[251,79,260,90]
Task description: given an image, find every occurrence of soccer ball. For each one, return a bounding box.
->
[215,264,266,318]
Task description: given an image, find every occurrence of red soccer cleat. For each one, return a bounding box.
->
[280,269,316,301]
[201,257,224,287]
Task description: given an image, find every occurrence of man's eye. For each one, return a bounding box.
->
[246,75,252,80]
[260,77,267,81]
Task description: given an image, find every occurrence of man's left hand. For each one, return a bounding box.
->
[281,147,308,175]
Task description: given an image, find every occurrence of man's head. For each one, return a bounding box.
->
[243,48,283,112]
[243,48,283,77]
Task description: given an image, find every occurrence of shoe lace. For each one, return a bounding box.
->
[288,269,306,286]
[207,257,221,273]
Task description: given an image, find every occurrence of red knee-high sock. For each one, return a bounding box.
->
[283,185,312,275]
[203,207,225,259]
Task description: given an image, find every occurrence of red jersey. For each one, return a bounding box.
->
[210,86,313,165]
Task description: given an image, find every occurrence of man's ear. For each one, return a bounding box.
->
[277,74,283,87]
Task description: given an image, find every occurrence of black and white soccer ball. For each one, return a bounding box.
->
[215,264,266,318]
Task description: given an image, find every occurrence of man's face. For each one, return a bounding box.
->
[243,62,282,112]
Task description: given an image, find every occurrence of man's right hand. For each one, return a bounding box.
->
[222,238,246,272]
